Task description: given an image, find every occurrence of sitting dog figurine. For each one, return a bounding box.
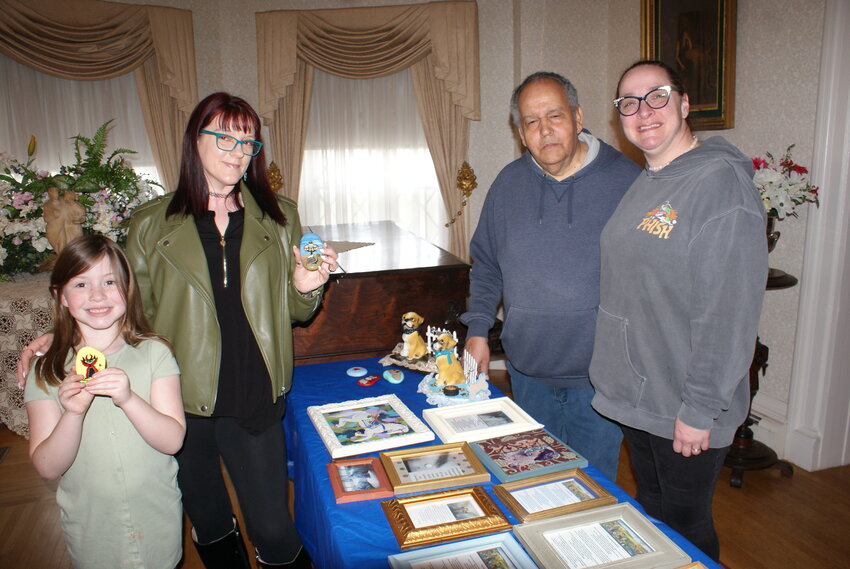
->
[433,333,465,386]
[400,312,429,360]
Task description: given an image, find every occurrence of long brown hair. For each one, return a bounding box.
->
[166,91,286,225]
[33,235,169,391]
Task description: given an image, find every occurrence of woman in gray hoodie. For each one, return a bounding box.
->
[589,60,767,562]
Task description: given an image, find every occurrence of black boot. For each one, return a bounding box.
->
[256,546,313,569]
[192,517,251,569]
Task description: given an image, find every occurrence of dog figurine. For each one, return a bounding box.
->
[400,312,429,360]
[433,333,465,386]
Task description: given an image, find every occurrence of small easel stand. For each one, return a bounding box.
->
[417,326,490,407]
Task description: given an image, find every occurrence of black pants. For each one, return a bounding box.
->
[177,415,301,563]
[622,425,729,562]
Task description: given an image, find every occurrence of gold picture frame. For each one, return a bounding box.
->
[494,468,616,522]
[380,442,491,495]
[642,0,737,130]
[382,486,511,550]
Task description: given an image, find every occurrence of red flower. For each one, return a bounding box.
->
[752,157,768,170]
[792,164,808,175]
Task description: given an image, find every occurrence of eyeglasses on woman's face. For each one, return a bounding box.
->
[200,129,263,157]
[612,86,679,117]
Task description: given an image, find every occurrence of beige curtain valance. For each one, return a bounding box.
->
[0,0,198,190]
[257,1,479,259]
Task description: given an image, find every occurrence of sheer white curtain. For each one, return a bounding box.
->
[298,68,447,250]
[0,54,161,187]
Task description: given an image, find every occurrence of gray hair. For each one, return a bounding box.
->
[510,72,580,127]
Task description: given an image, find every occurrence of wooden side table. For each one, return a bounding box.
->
[724,271,796,487]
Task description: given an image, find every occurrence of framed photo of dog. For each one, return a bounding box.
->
[641,0,737,130]
[326,456,394,503]
[422,397,543,444]
[307,394,434,459]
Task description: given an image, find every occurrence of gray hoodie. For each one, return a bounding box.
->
[589,136,767,447]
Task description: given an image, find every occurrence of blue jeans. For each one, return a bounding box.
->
[622,425,729,562]
[507,362,623,481]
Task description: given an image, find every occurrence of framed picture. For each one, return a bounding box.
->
[388,533,538,569]
[307,394,434,459]
[513,503,691,569]
[642,0,737,130]
[326,456,394,504]
[494,468,616,522]
[382,486,511,550]
[380,442,490,495]
[422,397,542,444]
[471,428,588,483]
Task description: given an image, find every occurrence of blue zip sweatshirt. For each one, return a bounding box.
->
[461,132,640,386]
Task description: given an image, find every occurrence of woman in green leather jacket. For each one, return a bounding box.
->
[126,92,336,569]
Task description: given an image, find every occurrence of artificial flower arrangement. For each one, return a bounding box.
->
[752,144,819,220]
[0,121,158,279]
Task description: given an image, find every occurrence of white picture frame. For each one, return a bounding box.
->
[388,532,538,569]
[422,397,543,443]
[513,502,691,569]
[307,394,434,459]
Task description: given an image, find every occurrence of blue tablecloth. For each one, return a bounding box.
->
[285,357,721,569]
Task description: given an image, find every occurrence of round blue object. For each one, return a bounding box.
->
[383,369,404,384]
[346,366,368,377]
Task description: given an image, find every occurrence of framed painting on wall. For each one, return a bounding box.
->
[642,0,737,130]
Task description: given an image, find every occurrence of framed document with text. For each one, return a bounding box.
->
[494,469,616,522]
[382,486,511,550]
[514,503,690,569]
[388,533,538,569]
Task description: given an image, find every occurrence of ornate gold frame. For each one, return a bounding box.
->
[641,0,737,130]
[382,486,510,550]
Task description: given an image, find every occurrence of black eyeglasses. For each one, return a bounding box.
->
[200,130,263,156]
[612,86,679,117]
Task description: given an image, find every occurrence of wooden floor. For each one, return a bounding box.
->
[2,371,849,568]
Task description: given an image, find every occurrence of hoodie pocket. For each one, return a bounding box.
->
[589,307,646,406]
[500,305,597,378]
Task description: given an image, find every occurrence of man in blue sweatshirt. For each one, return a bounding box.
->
[461,72,640,481]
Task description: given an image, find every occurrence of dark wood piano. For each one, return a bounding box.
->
[292,221,470,364]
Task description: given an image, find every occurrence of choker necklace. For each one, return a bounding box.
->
[646,135,699,172]
[208,190,233,199]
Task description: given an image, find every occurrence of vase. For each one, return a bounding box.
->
[765,214,796,288]
[766,214,780,253]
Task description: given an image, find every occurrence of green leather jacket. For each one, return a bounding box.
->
[125,186,321,416]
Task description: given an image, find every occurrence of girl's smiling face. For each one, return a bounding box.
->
[60,254,126,339]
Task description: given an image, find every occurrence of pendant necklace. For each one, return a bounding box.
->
[647,135,699,172]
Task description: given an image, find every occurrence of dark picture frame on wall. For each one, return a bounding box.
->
[642,0,737,130]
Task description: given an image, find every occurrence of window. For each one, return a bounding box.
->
[298,68,447,249]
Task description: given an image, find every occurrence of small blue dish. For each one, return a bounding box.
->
[346,366,368,377]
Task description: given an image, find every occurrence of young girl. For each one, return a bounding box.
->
[24,234,186,569]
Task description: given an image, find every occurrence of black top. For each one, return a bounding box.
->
[195,209,283,432]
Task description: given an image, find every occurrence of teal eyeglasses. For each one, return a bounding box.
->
[200,130,263,156]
